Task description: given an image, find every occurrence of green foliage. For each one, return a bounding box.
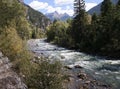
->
[26,58,63,89]
[0,0,64,89]
[74,0,85,15]
[16,16,31,39]
[47,0,120,57]
[71,10,88,47]
[46,20,74,47]
[0,0,31,40]
[27,5,51,30]
[0,27,23,60]
[101,0,113,17]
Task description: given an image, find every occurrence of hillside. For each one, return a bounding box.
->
[25,5,51,29]
[0,52,26,89]
[88,0,118,15]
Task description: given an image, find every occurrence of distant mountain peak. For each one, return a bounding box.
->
[54,11,58,14]
[45,11,71,21]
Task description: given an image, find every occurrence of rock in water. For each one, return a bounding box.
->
[74,65,83,69]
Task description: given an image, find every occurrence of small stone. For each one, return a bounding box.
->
[85,81,91,84]
[64,66,73,70]
[68,77,74,82]
[74,65,83,69]
[0,52,3,57]
[77,73,87,79]
[61,55,65,59]
[2,57,9,64]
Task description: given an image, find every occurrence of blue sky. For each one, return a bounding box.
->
[24,0,103,16]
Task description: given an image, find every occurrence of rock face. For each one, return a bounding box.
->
[0,52,27,89]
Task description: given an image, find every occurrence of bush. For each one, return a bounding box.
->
[26,58,63,89]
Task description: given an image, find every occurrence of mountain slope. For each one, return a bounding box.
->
[25,5,51,29]
[88,0,118,15]
[46,11,71,21]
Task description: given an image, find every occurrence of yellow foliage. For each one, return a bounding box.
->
[0,27,23,60]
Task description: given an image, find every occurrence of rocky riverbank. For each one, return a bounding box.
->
[0,51,27,89]
[28,39,118,89]
[32,54,111,89]
[63,65,111,89]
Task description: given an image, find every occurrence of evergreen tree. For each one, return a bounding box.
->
[71,0,87,48]
[101,0,113,16]
[74,0,85,15]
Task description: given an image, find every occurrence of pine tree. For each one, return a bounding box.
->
[71,0,87,48]
[101,0,113,16]
[74,0,85,15]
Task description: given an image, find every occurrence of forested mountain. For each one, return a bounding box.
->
[88,0,118,15]
[25,5,51,29]
[18,0,51,29]
[45,11,71,21]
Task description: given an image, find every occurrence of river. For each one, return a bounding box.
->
[28,39,120,89]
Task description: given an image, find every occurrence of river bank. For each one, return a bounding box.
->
[63,65,111,89]
[0,52,27,89]
[28,39,120,89]
[31,53,111,89]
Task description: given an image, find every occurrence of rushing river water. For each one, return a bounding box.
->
[28,39,120,89]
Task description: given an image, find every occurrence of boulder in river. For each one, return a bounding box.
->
[64,65,73,70]
[74,65,83,69]
[77,73,87,79]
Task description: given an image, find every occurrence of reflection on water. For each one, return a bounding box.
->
[28,39,120,89]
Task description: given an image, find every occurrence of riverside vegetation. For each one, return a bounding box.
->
[47,0,120,58]
[1,0,120,89]
[0,0,63,89]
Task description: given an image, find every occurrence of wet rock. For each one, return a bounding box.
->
[64,65,73,70]
[77,73,87,79]
[74,65,83,69]
[41,53,44,55]
[98,83,110,88]
[53,48,57,51]
[61,55,65,59]
[36,44,39,47]
[84,81,91,84]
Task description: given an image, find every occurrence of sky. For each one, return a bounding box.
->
[24,0,103,16]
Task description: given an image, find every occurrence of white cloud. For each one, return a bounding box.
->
[54,0,74,6]
[47,6,56,13]
[29,0,74,16]
[28,0,97,16]
[30,0,99,16]
[85,3,97,11]
[46,6,74,16]
[29,0,48,10]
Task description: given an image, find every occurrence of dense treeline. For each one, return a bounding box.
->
[47,0,120,58]
[26,5,51,38]
[0,0,63,89]
[46,19,74,47]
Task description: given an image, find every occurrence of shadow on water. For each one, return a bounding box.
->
[96,64,120,72]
